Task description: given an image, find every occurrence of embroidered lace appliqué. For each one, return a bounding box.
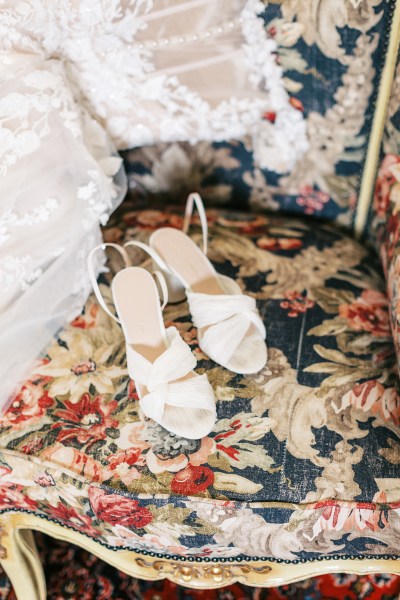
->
[0,0,308,173]
[0,255,43,291]
[0,199,59,247]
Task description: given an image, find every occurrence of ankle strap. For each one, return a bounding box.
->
[87,243,131,323]
[88,242,169,319]
[152,271,168,310]
[124,240,169,273]
[182,192,208,255]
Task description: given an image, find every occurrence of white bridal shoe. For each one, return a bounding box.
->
[88,243,216,439]
[127,194,267,375]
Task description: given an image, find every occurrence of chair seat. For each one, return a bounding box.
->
[1,207,399,563]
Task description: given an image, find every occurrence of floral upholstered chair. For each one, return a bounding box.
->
[1,2,400,598]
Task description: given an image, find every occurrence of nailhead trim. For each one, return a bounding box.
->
[137,17,243,50]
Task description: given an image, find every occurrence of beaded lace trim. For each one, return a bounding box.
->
[0,0,308,172]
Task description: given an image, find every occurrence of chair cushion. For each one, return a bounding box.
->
[1,206,399,563]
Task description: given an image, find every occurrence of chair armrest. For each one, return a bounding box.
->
[371,154,400,364]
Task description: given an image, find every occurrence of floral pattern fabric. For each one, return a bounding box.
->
[1,205,399,562]
[122,0,396,229]
[369,55,400,378]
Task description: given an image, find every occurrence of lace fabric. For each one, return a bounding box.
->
[0,54,126,408]
[0,0,308,169]
[0,0,308,409]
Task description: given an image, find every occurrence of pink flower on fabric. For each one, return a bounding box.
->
[89,487,153,529]
[334,380,400,425]
[374,154,400,217]
[296,185,330,214]
[1,371,53,430]
[107,448,145,486]
[257,237,303,251]
[280,290,315,317]
[339,290,390,338]
[49,502,100,537]
[305,500,391,541]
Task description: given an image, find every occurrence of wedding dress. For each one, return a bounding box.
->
[0,0,308,409]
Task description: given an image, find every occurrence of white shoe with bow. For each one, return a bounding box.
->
[88,243,216,440]
[128,194,267,375]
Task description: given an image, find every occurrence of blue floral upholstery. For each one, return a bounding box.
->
[1,204,399,564]
[1,0,400,575]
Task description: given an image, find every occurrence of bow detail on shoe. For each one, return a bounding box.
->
[187,275,266,367]
[126,327,215,424]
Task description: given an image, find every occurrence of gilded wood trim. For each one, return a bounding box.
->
[354,0,400,236]
[0,512,399,599]
[0,516,45,600]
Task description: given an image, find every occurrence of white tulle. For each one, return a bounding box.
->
[0,0,305,409]
[0,54,126,408]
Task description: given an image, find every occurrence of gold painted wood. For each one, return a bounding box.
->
[0,517,46,600]
[354,0,400,235]
[0,512,399,600]
[134,556,272,586]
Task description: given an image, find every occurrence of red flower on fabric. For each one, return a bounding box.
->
[107,447,145,484]
[49,502,100,537]
[213,418,244,462]
[71,303,100,329]
[2,380,54,428]
[257,237,302,251]
[374,154,400,217]
[338,380,400,425]
[171,465,214,495]
[88,487,153,528]
[52,394,118,447]
[108,449,142,470]
[280,290,315,317]
[339,290,390,338]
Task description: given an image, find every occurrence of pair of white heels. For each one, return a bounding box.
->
[88,194,267,440]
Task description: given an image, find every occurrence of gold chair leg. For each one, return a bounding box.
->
[0,519,46,600]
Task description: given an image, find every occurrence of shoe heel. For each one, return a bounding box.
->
[155,265,186,304]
